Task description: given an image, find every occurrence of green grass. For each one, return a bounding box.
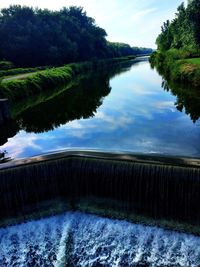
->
[184,58,200,65]
[150,50,200,86]
[0,66,50,78]
[0,57,134,102]
[0,65,74,102]
[0,61,14,70]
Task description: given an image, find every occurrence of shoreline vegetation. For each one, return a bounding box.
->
[0,60,135,147]
[0,5,152,68]
[0,5,152,103]
[150,49,200,86]
[0,56,135,102]
[150,0,200,87]
[0,66,51,79]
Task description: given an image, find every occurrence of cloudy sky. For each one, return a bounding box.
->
[0,0,187,48]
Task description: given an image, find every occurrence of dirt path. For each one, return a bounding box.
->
[2,72,37,82]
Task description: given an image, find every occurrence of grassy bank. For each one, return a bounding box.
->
[0,57,134,102]
[0,66,50,78]
[150,49,200,87]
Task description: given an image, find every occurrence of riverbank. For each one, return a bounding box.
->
[0,56,135,102]
[0,66,50,79]
[150,49,200,87]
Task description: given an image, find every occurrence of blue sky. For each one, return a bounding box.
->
[0,0,187,48]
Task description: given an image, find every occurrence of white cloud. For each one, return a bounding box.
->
[1,131,41,158]
[0,0,186,48]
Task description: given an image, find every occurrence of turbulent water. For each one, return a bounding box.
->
[0,212,200,267]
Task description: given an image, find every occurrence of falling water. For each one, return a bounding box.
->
[0,212,200,267]
[1,156,200,224]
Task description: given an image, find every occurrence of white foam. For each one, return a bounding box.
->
[0,212,200,266]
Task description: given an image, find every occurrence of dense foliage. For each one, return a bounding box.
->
[108,42,152,57]
[0,5,152,67]
[162,78,200,123]
[0,61,14,70]
[156,0,200,51]
[151,0,200,87]
[0,58,131,102]
[0,66,51,78]
[0,5,109,66]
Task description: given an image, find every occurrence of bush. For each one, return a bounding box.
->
[0,57,132,102]
[0,61,15,70]
[150,49,200,86]
[0,66,51,78]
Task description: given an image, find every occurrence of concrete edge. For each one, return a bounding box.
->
[0,150,200,170]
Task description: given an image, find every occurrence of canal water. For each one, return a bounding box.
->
[1,57,200,159]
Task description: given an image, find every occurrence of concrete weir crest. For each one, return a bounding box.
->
[0,150,200,229]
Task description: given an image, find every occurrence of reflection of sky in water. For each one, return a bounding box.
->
[1,61,200,159]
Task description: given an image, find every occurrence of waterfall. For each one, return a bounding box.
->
[0,153,200,225]
[0,211,200,267]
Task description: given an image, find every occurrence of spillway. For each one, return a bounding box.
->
[0,151,200,226]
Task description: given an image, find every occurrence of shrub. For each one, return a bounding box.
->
[0,57,131,102]
[0,61,15,70]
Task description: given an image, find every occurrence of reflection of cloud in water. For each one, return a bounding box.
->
[1,60,200,159]
[63,120,96,138]
[129,84,158,96]
[1,131,42,158]
[61,112,133,139]
[95,111,133,129]
[155,101,175,112]
[65,121,83,129]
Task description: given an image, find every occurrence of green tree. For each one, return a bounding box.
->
[156,0,200,52]
[187,0,200,46]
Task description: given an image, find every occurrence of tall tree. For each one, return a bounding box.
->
[156,0,200,52]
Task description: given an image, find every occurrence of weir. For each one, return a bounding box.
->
[0,151,200,227]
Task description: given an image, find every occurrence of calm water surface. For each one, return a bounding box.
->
[1,57,200,159]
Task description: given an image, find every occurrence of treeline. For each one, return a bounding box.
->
[108,42,152,58]
[0,5,152,67]
[150,0,200,87]
[156,0,200,52]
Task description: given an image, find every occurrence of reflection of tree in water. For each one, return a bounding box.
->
[0,61,135,147]
[16,73,111,133]
[0,150,11,163]
[15,62,133,133]
[0,151,6,161]
[161,78,200,123]
[0,120,19,146]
